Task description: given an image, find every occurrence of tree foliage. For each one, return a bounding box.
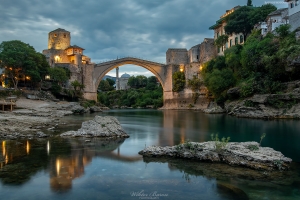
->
[0,40,50,89]
[247,0,253,6]
[99,80,114,91]
[48,67,69,84]
[127,75,147,88]
[172,71,186,92]
[214,35,229,48]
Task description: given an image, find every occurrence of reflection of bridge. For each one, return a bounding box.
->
[82,57,175,106]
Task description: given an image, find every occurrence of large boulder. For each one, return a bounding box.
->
[139,141,292,171]
[61,116,129,138]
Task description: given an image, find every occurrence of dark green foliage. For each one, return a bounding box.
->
[247,0,253,6]
[98,78,163,108]
[187,75,203,92]
[80,100,96,108]
[48,67,68,84]
[204,68,236,102]
[128,75,147,89]
[0,40,50,89]
[214,35,229,47]
[106,78,115,87]
[172,71,186,92]
[99,80,114,91]
[50,83,62,95]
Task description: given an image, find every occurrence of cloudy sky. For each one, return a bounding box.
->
[0,0,287,77]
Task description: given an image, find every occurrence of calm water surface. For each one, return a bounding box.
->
[0,110,300,200]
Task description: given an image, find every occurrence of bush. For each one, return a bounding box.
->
[172,71,186,92]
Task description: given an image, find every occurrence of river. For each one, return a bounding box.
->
[0,110,299,200]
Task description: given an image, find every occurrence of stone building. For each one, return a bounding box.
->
[285,0,300,31]
[119,73,131,90]
[42,28,92,86]
[209,6,244,55]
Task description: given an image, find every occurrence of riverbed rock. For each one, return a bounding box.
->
[204,102,226,114]
[89,106,102,113]
[138,141,292,171]
[60,116,129,138]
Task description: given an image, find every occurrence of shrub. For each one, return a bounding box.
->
[210,133,230,152]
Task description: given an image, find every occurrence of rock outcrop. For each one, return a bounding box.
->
[139,141,292,171]
[61,116,129,138]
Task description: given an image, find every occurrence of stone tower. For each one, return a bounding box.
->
[116,67,120,90]
[48,28,71,50]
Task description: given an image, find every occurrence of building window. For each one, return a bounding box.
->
[240,35,244,43]
[218,47,220,53]
[54,34,57,37]
[225,42,228,49]
[196,55,199,60]
[291,3,294,8]
[64,34,66,38]
[230,39,232,47]
[217,32,219,38]
[296,0,299,6]
[235,37,238,45]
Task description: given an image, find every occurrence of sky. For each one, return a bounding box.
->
[0,0,287,77]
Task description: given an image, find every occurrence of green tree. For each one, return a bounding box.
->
[99,80,111,91]
[146,76,158,90]
[247,0,253,6]
[127,75,147,88]
[48,67,68,85]
[106,78,115,87]
[225,6,254,41]
[0,40,50,89]
[71,80,85,91]
[187,75,203,92]
[214,35,229,48]
[172,71,185,92]
[249,4,277,26]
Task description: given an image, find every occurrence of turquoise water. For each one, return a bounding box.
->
[0,110,299,200]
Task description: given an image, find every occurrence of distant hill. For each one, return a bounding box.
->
[102,75,116,82]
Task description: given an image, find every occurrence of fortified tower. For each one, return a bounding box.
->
[48,28,71,50]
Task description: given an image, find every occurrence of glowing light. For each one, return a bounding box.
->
[180,68,184,72]
[200,65,203,71]
[55,56,60,62]
[9,67,12,70]
[26,76,30,80]
[56,159,61,175]
[2,141,5,157]
[26,140,30,155]
[45,75,50,80]
[5,155,8,164]
[47,140,50,155]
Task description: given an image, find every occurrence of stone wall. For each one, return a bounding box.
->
[289,11,300,31]
[166,49,188,65]
[188,45,200,63]
[199,38,216,64]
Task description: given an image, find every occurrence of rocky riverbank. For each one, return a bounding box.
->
[0,97,104,139]
[139,141,292,171]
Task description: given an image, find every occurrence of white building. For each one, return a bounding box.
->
[266,8,289,33]
[285,0,300,31]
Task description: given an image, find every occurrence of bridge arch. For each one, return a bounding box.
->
[83,57,170,102]
[93,57,165,90]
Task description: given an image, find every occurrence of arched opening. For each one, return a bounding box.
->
[96,64,164,109]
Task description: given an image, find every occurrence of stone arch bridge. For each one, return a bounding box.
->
[83,57,172,102]
[82,57,208,109]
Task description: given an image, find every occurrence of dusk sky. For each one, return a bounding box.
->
[0,0,287,77]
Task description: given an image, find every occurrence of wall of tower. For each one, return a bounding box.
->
[166,49,188,65]
[48,30,71,50]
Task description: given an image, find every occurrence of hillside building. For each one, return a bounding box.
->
[209,6,244,56]
[285,0,300,31]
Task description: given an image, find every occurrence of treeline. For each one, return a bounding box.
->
[203,25,300,103]
[98,76,163,108]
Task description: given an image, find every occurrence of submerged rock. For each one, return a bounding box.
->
[60,116,129,138]
[138,141,292,171]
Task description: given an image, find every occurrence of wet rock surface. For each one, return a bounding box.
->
[61,116,129,138]
[139,141,292,171]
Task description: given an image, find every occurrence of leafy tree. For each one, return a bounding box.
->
[106,78,115,87]
[99,80,112,91]
[249,4,277,26]
[214,35,229,48]
[0,40,50,89]
[172,71,185,92]
[146,76,158,90]
[247,0,253,6]
[127,75,147,88]
[71,80,85,91]
[48,67,68,85]
[225,6,254,41]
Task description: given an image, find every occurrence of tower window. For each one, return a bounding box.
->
[64,34,66,38]
[235,37,238,45]
[54,34,57,37]
[240,35,244,43]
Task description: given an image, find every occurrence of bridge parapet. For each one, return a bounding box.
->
[95,57,165,67]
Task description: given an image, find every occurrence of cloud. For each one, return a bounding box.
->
[0,0,287,76]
